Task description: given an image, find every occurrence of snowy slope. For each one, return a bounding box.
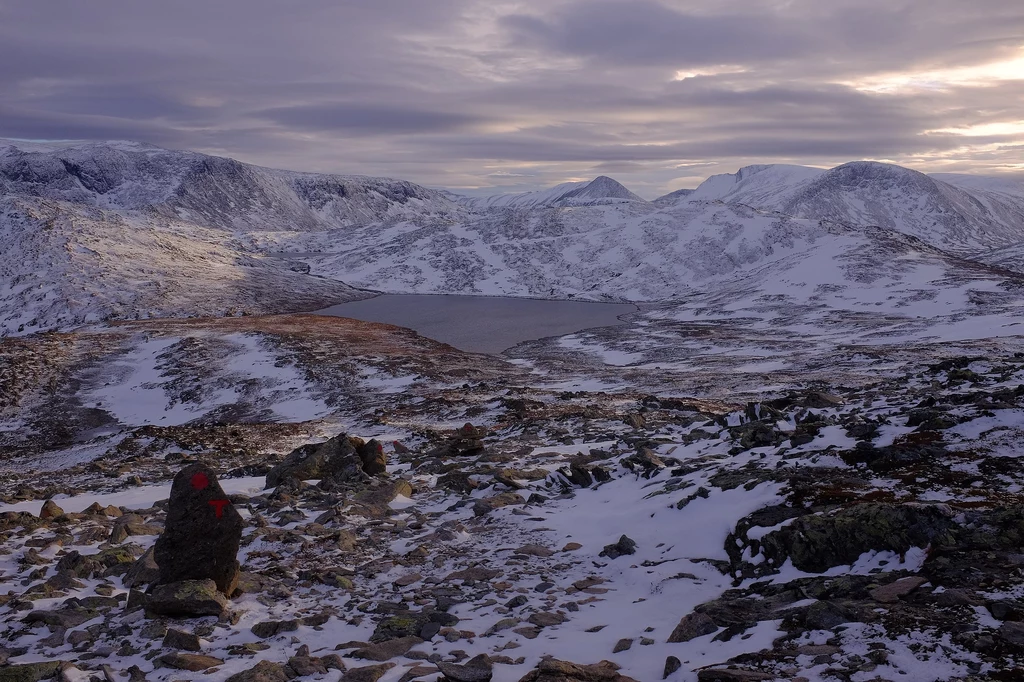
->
[302,199,1022,321]
[779,162,1024,253]
[0,195,367,335]
[682,164,825,206]
[462,175,647,209]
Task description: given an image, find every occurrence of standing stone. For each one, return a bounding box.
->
[154,463,244,595]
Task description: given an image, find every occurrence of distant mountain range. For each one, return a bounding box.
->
[2,138,1024,337]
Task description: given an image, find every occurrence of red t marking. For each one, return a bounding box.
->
[208,499,230,518]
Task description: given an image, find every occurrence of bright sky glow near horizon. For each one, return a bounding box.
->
[0,0,1022,198]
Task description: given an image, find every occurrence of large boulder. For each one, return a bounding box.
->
[265,434,383,489]
[757,502,955,573]
[153,463,244,595]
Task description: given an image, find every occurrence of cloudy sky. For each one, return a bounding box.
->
[2,0,1022,197]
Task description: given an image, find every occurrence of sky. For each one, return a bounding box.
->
[1,0,1023,198]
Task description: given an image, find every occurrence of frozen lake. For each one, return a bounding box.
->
[316,294,636,354]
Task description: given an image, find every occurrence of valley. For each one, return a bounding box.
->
[2,139,1024,682]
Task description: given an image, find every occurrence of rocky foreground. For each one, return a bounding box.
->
[3,348,1024,681]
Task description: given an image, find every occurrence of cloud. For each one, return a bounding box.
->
[0,0,1021,196]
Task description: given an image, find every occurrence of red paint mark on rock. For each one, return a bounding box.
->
[190,472,209,491]
[208,499,230,518]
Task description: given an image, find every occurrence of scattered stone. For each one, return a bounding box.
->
[516,659,639,682]
[0,662,63,682]
[39,500,64,520]
[528,612,566,628]
[696,670,776,682]
[436,654,493,682]
[612,638,633,653]
[562,543,583,552]
[124,546,161,588]
[352,636,423,661]
[869,576,928,603]
[153,463,244,595]
[599,535,637,559]
[146,579,228,618]
[251,620,299,638]
[664,657,682,679]
[341,663,396,682]
[162,628,202,651]
[473,492,525,517]
[999,621,1024,646]
[668,612,717,643]
[156,653,224,671]
[225,661,293,682]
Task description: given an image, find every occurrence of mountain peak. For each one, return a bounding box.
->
[464,175,646,209]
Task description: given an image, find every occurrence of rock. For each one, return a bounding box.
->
[0,662,63,682]
[352,636,423,661]
[342,663,396,682]
[663,657,682,679]
[999,621,1024,646]
[623,412,646,429]
[438,472,478,494]
[804,601,857,630]
[147,579,228,617]
[560,462,593,487]
[612,638,632,653]
[990,600,1024,621]
[357,439,388,476]
[225,661,294,682]
[473,492,525,517]
[370,612,456,642]
[24,608,98,629]
[39,500,64,520]
[153,463,244,595]
[757,503,955,573]
[266,434,370,489]
[426,424,487,458]
[667,612,717,642]
[516,659,639,682]
[528,612,566,628]
[437,654,493,682]
[124,546,160,588]
[696,670,776,682]
[599,535,637,559]
[514,544,554,558]
[626,448,665,474]
[54,550,101,579]
[869,576,928,603]
[251,620,299,638]
[156,653,224,671]
[162,628,202,651]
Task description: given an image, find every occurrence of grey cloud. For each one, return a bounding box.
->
[0,0,1020,194]
[256,104,485,135]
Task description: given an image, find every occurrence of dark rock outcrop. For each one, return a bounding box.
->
[755,502,955,573]
[266,434,383,489]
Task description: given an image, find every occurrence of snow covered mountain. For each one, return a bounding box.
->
[668,161,1024,257]
[3,139,1024,337]
[462,175,647,209]
[0,139,462,231]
